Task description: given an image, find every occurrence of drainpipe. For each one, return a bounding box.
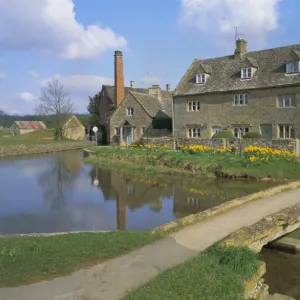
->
[171,93,175,150]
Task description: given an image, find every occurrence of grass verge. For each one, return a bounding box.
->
[124,245,260,300]
[0,230,164,287]
[87,147,300,180]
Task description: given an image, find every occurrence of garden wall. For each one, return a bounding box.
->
[139,137,298,154]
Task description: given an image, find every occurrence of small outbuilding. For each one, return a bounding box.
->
[9,121,46,136]
[62,115,86,140]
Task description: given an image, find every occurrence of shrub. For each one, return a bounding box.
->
[243,132,262,139]
[212,130,234,139]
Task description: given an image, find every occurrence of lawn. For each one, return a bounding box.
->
[124,245,261,300]
[0,230,164,287]
[88,146,300,180]
[0,129,75,146]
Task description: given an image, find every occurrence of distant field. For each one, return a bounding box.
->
[0,129,59,145]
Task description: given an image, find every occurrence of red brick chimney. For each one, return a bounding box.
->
[114,50,125,107]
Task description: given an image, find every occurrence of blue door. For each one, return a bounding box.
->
[123,127,133,144]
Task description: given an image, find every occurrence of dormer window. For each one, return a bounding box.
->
[286,61,300,74]
[241,67,252,79]
[127,108,133,116]
[196,73,206,84]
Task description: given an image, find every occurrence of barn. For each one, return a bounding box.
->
[9,121,47,136]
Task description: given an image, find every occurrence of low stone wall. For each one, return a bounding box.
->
[139,136,297,153]
[0,141,93,157]
[218,204,300,299]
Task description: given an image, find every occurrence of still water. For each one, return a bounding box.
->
[0,150,278,234]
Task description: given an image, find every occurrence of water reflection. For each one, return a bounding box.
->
[0,151,278,234]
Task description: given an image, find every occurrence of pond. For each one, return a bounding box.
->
[0,150,279,234]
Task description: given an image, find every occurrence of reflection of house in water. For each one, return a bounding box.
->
[173,185,226,218]
[60,150,83,174]
[91,166,173,229]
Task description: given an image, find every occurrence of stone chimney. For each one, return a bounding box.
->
[130,80,135,89]
[166,84,171,92]
[234,38,247,58]
[149,85,161,101]
[114,50,125,107]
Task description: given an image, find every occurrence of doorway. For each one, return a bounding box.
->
[260,124,273,139]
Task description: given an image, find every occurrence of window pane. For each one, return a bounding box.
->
[284,95,290,107]
[291,94,296,107]
[234,95,238,105]
[291,126,295,138]
[278,96,283,107]
[197,102,200,110]
[285,126,289,138]
[247,68,252,78]
[279,126,284,138]
[188,102,192,111]
[245,127,249,133]
[244,94,248,104]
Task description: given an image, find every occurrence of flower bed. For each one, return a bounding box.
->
[127,143,299,167]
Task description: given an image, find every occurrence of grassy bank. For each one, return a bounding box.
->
[0,129,59,145]
[87,146,300,180]
[0,231,164,287]
[124,245,260,300]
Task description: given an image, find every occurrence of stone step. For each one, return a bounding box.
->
[264,293,296,300]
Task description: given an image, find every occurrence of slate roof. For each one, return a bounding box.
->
[14,121,46,130]
[130,91,172,118]
[174,43,300,96]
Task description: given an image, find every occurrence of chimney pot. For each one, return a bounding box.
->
[130,80,135,88]
[114,50,125,107]
[234,38,247,58]
[166,84,171,91]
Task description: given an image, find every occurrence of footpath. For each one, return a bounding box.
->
[1,188,300,300]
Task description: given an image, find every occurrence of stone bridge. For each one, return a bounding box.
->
[219,204,300,300]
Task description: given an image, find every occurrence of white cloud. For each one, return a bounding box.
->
[40,74,113,113]
[0,0,127,60]
[179,0,281,45]
[15,92,37,103]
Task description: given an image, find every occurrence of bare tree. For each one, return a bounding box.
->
[36,79,74,139]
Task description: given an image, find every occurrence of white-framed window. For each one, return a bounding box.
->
[233,94,248,106]
[279,125,295,139]
[141,127,145,134]
[187,101,200,111]
[187,128,201,138]
[196,73,206,84]
[277,94,296,108]
[115,127,120,136]
[127,107,133,116]
[286,62,300,74]
[233,126,249,138]
[241,67,252,79]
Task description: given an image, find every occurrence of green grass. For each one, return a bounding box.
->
[88,147,300,180]
[0,128,10,137]
[0,231,164,287]
[0,129,77,146]
[124,245,260,300]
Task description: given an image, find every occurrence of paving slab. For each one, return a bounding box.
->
[1,188,300,300]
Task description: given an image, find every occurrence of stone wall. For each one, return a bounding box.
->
[0,141,93,157]
[139,136,297,154]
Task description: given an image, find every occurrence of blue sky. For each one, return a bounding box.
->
[0,0,299,115]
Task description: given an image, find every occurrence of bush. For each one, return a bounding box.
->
[212,130,234,139]
[243,132,262,139]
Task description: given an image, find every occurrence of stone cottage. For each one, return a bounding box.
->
[9,121,46,136]
[173,39,300,139]
[61,115,86,140]
[98,50,172,144]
